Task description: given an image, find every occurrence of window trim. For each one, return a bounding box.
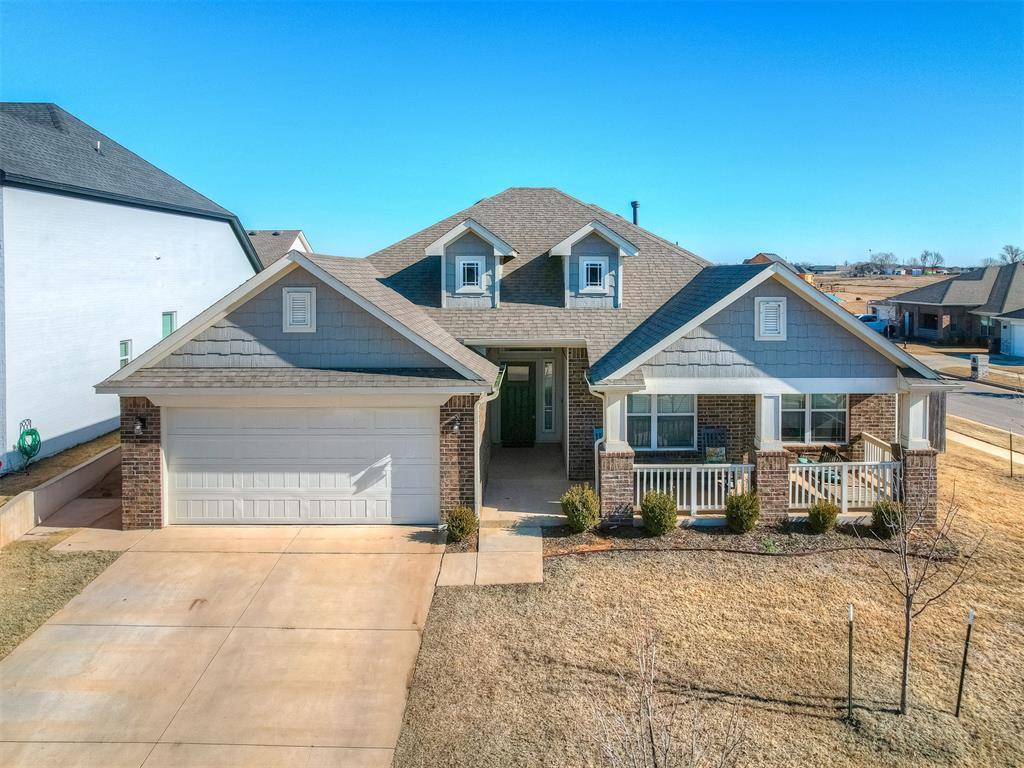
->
[781,393,849,444]
[455,256,485,294]
[755,296,787,341]
[118,339,132,369]
[627,393,698,451]
[579,256,609,295]
[541,359,555,432]
[282,286,316,333]
[161,311,177,339]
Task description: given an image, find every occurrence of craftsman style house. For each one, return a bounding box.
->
[98,188,951,530]
[0,103,260,471]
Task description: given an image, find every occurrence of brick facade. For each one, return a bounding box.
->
[848,393,897,460]
[899,447,938,526]
[754,450,789,523]
[566,348,602,481]
[598,447,634,524]
[120,396,163,530]
[636,394,756,465]
[440,395,477,518]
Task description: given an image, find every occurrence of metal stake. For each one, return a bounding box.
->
[847,603,854,722]
[955,607,974,718]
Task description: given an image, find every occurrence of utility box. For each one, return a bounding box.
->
[970,354,989,380]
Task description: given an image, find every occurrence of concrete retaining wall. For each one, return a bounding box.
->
[0,445,121,548]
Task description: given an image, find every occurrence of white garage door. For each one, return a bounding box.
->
[164,407,439,525]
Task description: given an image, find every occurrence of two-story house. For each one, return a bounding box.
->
[98,188,953,531]
[0,103,260,471]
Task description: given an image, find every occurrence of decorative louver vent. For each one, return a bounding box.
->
[755,297,786,340]
[283,287,316,332]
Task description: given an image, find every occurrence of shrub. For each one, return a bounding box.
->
[445,505,477,543]
[724,492,760,533]
[640,491,677,536]
[806,500,839,534]
[872,500,904,539]
[561,484,601,532]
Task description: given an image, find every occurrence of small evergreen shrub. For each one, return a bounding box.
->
[806,500,840,534]
[640,491,677,536]
[724,492,760,533]
[561,484,601,533]
[445,505,477,543]
[872,500,904,539]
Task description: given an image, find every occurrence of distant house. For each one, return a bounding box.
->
[0,103,260,471]
[247,229,313,268]
[891,263,1024,345]
[808,265,839,274]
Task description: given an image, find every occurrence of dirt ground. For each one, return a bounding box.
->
[0,530,121,660]
[395,441,1023,768]
[814,275,948,314]
[0,431,119,506]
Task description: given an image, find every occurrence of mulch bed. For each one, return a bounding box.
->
[444,528,478,554]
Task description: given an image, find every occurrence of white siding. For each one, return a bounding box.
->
[1,186,255,468]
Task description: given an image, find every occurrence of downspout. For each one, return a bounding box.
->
[474,365,506,515]
[587,379,607,495]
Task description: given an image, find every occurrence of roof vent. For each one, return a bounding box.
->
[631,200,639,225]
[94,141,102,152]
[272,231,281,236]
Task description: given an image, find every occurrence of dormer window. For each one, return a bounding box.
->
[457,257,483,293]
[581,257,608,293]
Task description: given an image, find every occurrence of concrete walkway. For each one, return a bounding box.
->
[438,525,544,586]
[0,525,444,768]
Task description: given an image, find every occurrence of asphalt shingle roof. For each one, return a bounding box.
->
[101,367,473,391]
[247,229,306,268]
[891,264,1024,316]
[0,103,234,218]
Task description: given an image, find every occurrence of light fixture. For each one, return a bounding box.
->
[133,417,146,436]
[451,416,461,433]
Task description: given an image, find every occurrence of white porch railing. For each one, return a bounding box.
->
[788,461,902,513]
[862,432,894,463]
[634,463,754,515]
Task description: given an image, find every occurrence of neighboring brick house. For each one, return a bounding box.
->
[98,188,953,530]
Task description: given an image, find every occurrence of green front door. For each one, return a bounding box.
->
[500,364,536,447]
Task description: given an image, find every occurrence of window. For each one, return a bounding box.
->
[920,312,939,331]
[781,393,848,443]
[542,360,554,431]
[457,257,483,293]
[119,339,132,369]
[161,311,177,339]
[282,287,316,332]
[755,297,787,340]
[580,257,608,293]
[627,394,697,450]
[980,316,994,337]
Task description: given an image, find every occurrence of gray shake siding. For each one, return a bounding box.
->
[159,272,442,369]
[566,232,618,309]
[444,231,496,309]
[641,283,896,379]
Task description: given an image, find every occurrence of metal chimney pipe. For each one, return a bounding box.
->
[631,200,639,225]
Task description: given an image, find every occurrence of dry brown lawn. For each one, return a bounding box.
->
[814,275,948,314]
[942,366,1024,392]
[396,442,1024,768]
[0,431,119,506]
[0,530,121,660]
[948,415,1022,453]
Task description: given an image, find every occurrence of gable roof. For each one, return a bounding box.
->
[98,252,499,393]
[891,264,1024,315]
[247,229,310,268]
[0,102,260,271]
[590,263,939,384]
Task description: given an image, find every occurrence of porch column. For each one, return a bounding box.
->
[603,390,631,453]
[598,389,635,524]
[754,450,789,523]
[898,391,930,450]
[754,394,783,451]
[897,389,938,525]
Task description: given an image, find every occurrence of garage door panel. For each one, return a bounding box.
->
[165,407,440,525]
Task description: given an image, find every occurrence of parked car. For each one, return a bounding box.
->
[856,313,889,334]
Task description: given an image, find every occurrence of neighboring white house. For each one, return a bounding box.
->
[0,103,261,472]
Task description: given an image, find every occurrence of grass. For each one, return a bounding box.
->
[395,441,1024,767]
[0,431,119,506]
[940,366,1024,392]
[947,415,1021,453]
[0,530,121,660]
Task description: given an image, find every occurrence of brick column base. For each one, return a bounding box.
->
[599,446,634,525]
[754,450,790,523]
[440,395,477,518]
[900,448,938,527]
[121,397,163,530]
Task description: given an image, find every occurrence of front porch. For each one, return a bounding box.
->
[481,443,569,528]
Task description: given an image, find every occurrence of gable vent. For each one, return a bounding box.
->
[283,287,316,332]
[755,297,787,341]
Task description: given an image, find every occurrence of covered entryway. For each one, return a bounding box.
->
[164,406,439,525]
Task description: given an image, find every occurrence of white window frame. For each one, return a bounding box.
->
[161,311,177,339]
[755,296,787,341]
[780,393,849,444]
[627,393,698,451]
[119,339,132,369]
[456,256,484,294]
[580,256,609,294]
[282,286,316,333]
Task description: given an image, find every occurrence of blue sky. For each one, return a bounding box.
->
[2,1,1021,266]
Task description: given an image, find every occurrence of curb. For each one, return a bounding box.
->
[939,371,1024,394]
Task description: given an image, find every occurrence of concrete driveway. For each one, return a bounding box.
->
[0,525,444,768]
